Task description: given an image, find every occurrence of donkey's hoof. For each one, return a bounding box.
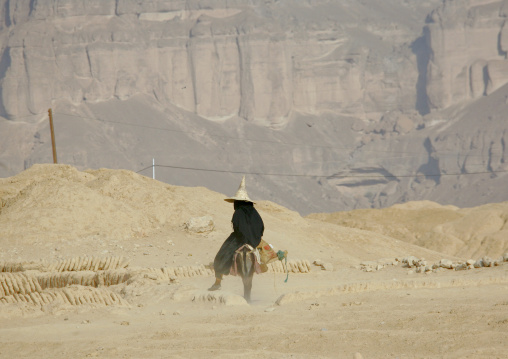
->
[208,283,221,291]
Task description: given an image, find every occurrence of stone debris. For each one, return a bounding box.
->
[359,253,508,274]
[453,263,469,271]
[184,216,215,234]
[438,259,454,269]
[359,258,399,272]
[313,260,333,271]
[403,256,423,268]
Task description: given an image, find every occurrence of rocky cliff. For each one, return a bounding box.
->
[0,0,507,215]
[0,0,438,125]
[423,0,508,110]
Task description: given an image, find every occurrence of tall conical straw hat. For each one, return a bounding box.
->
[224,175,254,203]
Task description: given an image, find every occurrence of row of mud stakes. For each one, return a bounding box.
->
[0,256,312,312]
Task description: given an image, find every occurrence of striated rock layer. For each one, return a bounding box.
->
[424,0,508,110]
[0,0,436,125]
[0,0,507,214]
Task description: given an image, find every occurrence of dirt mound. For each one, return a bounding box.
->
[1,164,449,268]
[0,164,227,241]
[307,201,508,259]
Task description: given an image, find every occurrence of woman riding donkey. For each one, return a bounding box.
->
[208,176,264,291]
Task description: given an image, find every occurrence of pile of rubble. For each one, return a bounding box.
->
[359,253,508,273]
[359,258,400,272]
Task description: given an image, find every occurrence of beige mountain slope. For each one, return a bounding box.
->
[307,200,508,259]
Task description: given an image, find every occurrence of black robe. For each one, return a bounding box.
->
[213,201,264,277]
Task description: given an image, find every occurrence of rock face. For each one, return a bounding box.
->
[0,0,441,126]
[424,0,508,110]
[0,0,508,215]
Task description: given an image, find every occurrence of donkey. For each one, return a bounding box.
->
[232,244,258,302]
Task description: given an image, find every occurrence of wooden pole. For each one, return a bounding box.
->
[48,108,57,164]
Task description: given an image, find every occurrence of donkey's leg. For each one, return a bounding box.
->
[242,274,253,302]
[242,251,255,302]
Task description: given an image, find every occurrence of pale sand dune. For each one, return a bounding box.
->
[1,164,507,358]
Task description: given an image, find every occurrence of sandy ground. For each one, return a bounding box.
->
[1,265,507,359]
[1,165,508,358]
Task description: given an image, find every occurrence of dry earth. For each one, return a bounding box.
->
[1,164,507,359]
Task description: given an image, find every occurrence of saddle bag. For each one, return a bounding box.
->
[257,239,278,265]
